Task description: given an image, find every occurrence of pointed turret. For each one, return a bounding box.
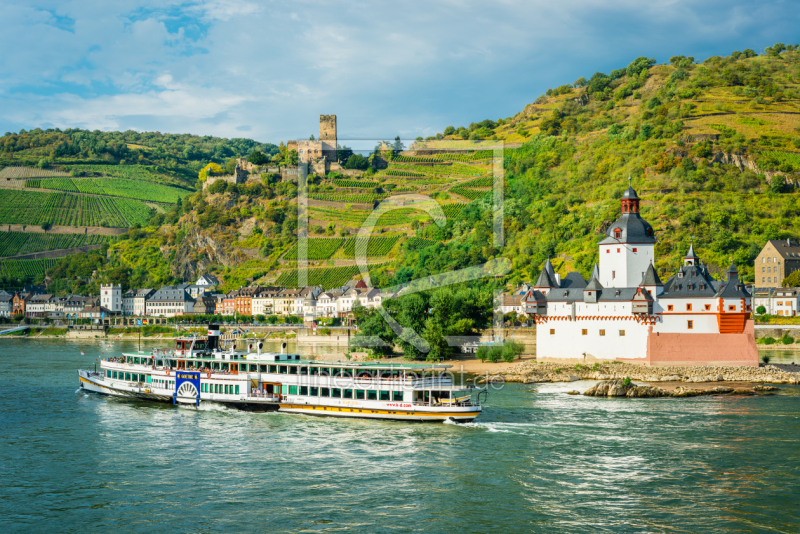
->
[683,242,699,266]
[591,262,599,281]
[639,262,663,287]
[534,259,557,292]
[583,272,603,303]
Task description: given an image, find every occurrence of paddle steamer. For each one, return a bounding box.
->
[77,325,484,422]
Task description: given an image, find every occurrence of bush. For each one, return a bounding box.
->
[756,305,767,315]
[622,376,632,387]
[759,336,776,345]
[781,334,794,345]
[501,340,524,362]
[761,354,771,364]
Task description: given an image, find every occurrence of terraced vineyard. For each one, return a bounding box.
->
[68,164,186,186]
[309,192,384,203]
[0,231,114,257]
[0,258,58,280]
[459,176,493,188]
[283,238,344,260]
[25,176,187,203]
[450,187,489,201]
[0,166,69,179]
[332,179,378,188]
[383,169,426,178]
[275,264,366,289]
[0,190,152,227]
[391,150,494,163]
[390,163,487,176]
[341,235,400,258]
[761,150,800,168]
[404,237,438,249]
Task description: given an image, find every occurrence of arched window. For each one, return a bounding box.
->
[645,228,653,237]
[614,228,621,239]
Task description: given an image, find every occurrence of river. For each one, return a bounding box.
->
[2,338,800,533]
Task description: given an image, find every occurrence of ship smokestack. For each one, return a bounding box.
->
[207,324,220,351]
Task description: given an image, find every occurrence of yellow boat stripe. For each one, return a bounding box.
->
[279,404,479,418]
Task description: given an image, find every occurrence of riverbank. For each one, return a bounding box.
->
[481,360,800,385]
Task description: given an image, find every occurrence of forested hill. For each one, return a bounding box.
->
[0,129,278,186]
[39,43,800,294]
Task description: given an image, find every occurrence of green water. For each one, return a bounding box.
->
[2,338,800,533]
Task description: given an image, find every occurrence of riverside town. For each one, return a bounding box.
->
[2,4,800,531]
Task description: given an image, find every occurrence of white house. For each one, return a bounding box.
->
[753,287,800,316]
[523,184,757,367]
[146,286,195,317]
[0,291,13,317]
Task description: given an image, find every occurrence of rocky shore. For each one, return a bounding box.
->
[572,379,781,398]
[480,361,800,385]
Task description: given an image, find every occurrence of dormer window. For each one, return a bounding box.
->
[614,228,621,239]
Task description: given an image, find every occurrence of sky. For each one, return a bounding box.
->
[0,0,798,145]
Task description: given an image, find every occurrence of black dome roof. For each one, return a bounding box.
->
[600,213,656,244]
[621,185,640,200]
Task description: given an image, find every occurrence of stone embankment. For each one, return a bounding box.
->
[482,361,800,385]
[572,379,781,398]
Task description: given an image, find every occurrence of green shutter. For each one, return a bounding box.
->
[289,385,298,395]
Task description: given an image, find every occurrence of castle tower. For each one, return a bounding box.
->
[598,182,656,288]
[319,115,337,162]
[100,284,122,313]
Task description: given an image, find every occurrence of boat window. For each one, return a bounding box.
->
[392,391,403,401]
[279,366,288,374]
[105,370,110,377]
[367,390,378,400]
[222,363,229,371]
[214,384,219,394]
[300,386,308,395]
[269,365,277,373]
[299,367,309,375]
[289,366,297,375]
[319,368,330,377]
[309,367,319,376]
[157,360,163,367]
[344,389,353,399]
[332,388,342,398]
[112,371,117,379]
[321,388,330,397]
[310,387,319,396]
[249,364,257,372]
[235,385,239,395]
[332,368,342,377]
[288,385,297,395]
[379,391,390,401]
[355,390,366,400]
[342,369,353,378]
[259,365,267,372]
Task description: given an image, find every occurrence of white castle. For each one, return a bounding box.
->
[523,184,758,366]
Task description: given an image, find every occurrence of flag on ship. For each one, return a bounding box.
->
[80,350,85,355]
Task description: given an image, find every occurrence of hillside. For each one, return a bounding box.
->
[16,43,800,293]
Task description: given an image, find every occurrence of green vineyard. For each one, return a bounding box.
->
[459,176,493,188]
[383,169,426,178]
[341,235,400,258]
[0,231,114,257]
[450,187,489,201]
[68,164,183,186]
[391,163,486,177]
[332,179,378,188]
[309,192,384,203]
[0,190,153,227]
[283,238,344,260]
[391,150,495,163]
[404,237,438,249]
[0,258,58,281]
[25,176,187,203]
[275,264,376,289]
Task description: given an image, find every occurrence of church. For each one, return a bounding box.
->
[522,184,758,366]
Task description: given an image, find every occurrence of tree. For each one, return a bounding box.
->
[626,56,656,78]
[198,162,224,182]
[344,154,369,170]
[208,179,227,194]
[443,126,455,136]
[248,151,269,165]
[392,136,405,155]
[337,144,353,164]
[286,150,299,166]
[574,76,588,87]
[309,134,315,141]
[782,271,800,287]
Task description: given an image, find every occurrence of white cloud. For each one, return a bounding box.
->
[0,0,798,141]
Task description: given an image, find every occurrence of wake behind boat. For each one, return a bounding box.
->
[78,325,484,422]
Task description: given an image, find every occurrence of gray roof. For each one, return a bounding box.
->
[684,243,698,260]
[715,265,750,299]
[640,263,663,286]
[599,211,656,245]
[622,185,640,200]
[660,264,720,299]
[534,260,557,288]
[584,275,603,291]
[764,239,800,260]
[561,272,587,289]
[148,286,195,303]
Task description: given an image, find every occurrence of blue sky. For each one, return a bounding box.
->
[0,0,798,144]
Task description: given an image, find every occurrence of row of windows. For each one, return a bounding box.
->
[553,321,695,333]
[202,383,240,395]
[294,386,403,401]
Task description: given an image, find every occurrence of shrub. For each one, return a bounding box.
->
[501,340,524,362]
[759,336,776,345]
[761,354,771,364]
[756,305,766,315]
[781,334,794,345]
[622,376,632,387]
